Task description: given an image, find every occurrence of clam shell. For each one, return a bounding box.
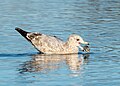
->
[83,46,90,52]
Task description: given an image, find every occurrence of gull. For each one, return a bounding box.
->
[15,27,89,54]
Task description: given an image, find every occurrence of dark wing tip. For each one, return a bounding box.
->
[15,27,29,39]
[15,27,21,31]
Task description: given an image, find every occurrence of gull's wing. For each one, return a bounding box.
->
[15,28,65,53]
[27,33,65,53]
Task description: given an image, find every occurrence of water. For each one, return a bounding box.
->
[0,0,120,86]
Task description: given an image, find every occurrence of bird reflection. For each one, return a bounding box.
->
[18,53,90,73]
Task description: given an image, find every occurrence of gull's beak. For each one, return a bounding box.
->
[79,41,90,52]
[81,41,89,45]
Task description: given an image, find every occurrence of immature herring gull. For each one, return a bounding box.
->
[15,27,89,54]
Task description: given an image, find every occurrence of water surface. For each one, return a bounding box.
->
[0,0,120,86]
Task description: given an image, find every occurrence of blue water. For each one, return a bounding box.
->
[0,0,120,86]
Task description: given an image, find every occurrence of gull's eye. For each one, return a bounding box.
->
[76,39,80,41]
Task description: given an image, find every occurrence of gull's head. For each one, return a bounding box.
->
[68,34,89,48]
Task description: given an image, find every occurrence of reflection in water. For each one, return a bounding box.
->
[66,54,83,70]
[18,54,90,74]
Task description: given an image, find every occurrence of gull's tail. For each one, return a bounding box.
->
[15,27,29,40]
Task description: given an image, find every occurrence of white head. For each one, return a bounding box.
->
[67,34,89,51]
